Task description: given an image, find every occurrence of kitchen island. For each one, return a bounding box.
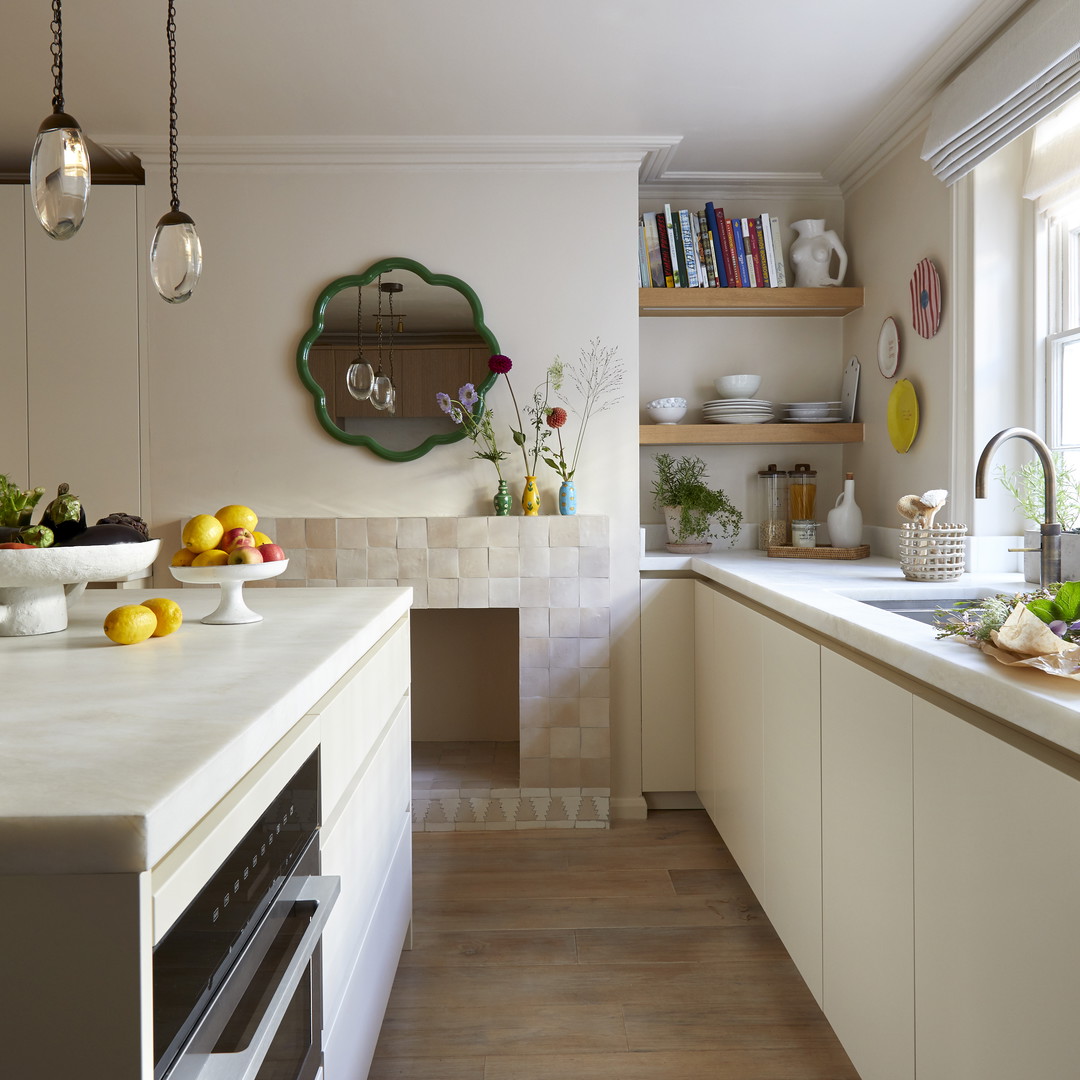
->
[641,549,1080,1080]
[0,586,413,1079]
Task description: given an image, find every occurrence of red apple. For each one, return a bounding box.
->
[219,527,256,553]
[257,543,286,562]
[228,546,264,565]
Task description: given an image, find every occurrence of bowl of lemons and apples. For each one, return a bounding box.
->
[168,505,288,626]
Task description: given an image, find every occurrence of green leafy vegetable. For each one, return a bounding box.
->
[0,474,46,528]
[1027,580,1080,625]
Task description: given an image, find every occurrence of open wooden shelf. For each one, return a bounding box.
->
[639,423,865,445]
[639,286,864,317]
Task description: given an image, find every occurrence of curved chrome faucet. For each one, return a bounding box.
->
[975,427,1061,586]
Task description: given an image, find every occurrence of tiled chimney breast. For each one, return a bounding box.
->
[232,515,611,829]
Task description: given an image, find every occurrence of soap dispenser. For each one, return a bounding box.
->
[827,472,863,549]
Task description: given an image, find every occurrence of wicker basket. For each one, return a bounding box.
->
[899,523,967,581]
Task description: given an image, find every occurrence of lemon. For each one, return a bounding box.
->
[104,604,157,645]
[216,504,258,532]
[170,547,196,567]
[192,548,229,567]
[182,514,224,553]
[252,531,272,547]
[141,597,183,637]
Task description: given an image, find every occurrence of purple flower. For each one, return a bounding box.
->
[1050,620,1068,637]
[436,392,453,415]
[489,354,513,374]
[459,383,479,408]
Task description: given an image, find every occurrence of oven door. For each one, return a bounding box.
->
[163,874,339,1080]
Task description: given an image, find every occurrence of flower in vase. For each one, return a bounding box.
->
[436,383,509,479]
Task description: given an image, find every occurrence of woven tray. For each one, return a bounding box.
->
[767,544,871,560]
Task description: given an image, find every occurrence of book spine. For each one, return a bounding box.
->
[752,217,771,287]
[769,215,787,287]
[704,202,729,287]
[655,212,675,287]
[645,213,665,287]
[758,213,778,287]
[732,219,752,287]
[638,220,649,287]
[725,216,745,286]
[663,204,682,287]
[744,218,762,287]
[698,210,718,287]
[678,209,700,287]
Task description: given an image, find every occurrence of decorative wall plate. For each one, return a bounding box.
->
[877,316,900,377]
[909,257,942,338]
[887,379,919,453]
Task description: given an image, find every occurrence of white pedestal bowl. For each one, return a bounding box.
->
[169,560,288,624]
[0,539,162,636]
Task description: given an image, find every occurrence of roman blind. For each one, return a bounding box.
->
[1023,93,1080,213]
[921,0,1080,185]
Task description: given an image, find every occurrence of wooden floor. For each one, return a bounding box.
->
[368,810,859,1080]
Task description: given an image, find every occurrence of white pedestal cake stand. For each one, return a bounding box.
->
[169,560,289,624]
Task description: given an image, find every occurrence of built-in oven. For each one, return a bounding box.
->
[153,750,339,1080]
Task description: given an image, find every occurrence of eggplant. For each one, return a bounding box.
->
[56,523,147,546]
[40,483,87,544]
[19,524,54,548]
[0,526,24,544]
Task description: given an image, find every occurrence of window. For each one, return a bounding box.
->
[1044,208,1080,473]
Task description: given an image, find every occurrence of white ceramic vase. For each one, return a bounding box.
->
[826,473,863,548]
[789,219,848,287]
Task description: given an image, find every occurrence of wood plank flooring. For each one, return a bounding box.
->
[368,810,859,1080]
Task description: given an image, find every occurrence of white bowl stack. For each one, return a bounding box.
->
[782,400,844,422]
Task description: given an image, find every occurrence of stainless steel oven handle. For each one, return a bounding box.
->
[191,874,340,1080]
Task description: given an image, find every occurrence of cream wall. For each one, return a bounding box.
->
[139,160,646,814]
[841,132,957,531]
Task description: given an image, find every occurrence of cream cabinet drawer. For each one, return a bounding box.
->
[317,616,410,821]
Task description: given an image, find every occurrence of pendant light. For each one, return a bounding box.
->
[345,285,374,400]
[370,280,401,412]
[30,0,90,240]
[149,0,202,303]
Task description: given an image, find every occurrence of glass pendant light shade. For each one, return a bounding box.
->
[371,373,394,411]
[30,111,90,239]
[150,208,202,304]
[346,359,374,400]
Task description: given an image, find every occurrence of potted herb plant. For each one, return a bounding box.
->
[996,453,1080,582]
[651,452,742,553]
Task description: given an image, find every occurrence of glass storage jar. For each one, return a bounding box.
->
[757,463,789,549]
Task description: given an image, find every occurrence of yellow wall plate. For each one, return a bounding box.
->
[887,378,919,453]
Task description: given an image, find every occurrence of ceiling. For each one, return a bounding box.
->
[1,0,1030,183]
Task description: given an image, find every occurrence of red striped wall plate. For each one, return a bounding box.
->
[909,257,942,339]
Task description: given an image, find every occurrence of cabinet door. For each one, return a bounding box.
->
[641,577,695,791]
[712,591,764,897]
[821,649,913,1080]
[0,187,28,482]
[762,619,822,1003]
[913,699,1080,1080]
[694,581,719,821]
[24,186,142,519]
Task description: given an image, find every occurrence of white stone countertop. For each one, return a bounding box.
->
[641,547,1080,760]
[0,587,412,876]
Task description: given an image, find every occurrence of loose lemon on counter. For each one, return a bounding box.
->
[141,597,183,637]
[252,531,272,547]
[215,504,258,532]
[103,604,158,645]
[192,548,229,567]
[170,547,196,567]
[182,514,224,553]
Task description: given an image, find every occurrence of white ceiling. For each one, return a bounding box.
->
[1,0,1029,182]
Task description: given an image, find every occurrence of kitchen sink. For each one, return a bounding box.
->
[857,595,993,625]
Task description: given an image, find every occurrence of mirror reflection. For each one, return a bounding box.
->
[297,257,500,461]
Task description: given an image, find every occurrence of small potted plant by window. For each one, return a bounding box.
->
[651,452,742,553]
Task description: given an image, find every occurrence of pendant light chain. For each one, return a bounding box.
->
[387,286,396,386]
[356,284,365,363]
[49,0,65,111]
[165,0,181,213]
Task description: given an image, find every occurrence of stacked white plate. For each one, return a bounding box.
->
[782,400,843,423]
[702,398,775,424]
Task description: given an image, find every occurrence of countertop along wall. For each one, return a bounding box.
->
[137,155,647,816]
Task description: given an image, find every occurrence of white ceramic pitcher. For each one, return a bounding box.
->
[789,219,848,287]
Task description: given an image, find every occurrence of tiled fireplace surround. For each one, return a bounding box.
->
[237,514,611,830]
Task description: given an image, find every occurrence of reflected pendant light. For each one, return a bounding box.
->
[370,280,401,412]
[30,0,90,239]
[149,0,202,303]
[345,284,374,400]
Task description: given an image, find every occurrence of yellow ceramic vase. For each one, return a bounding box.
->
[521,475,541,516]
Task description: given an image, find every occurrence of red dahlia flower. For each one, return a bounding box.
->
[546,407,567,428]
[488,354,513,374]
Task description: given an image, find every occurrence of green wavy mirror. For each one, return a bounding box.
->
[297,256,500,462]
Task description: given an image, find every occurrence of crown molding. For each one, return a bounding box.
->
[825,0,1029,193]
[101,134,684,174]
[639,171,842,201]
